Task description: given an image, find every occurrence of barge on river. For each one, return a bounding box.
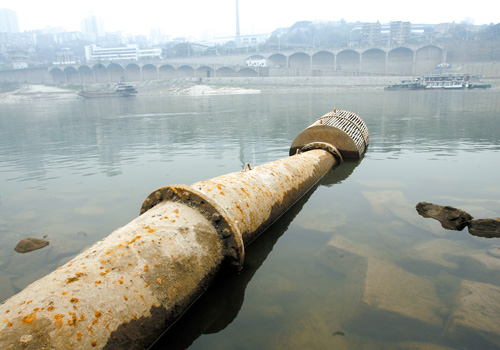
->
[386,73,491,90]
[79,83,137,98]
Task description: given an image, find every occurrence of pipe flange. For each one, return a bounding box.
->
[300,142,343,163]
[141,185,245,271]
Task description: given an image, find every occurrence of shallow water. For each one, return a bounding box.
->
[1,89,499,349]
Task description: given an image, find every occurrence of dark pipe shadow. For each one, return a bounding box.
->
[149,159,361,350]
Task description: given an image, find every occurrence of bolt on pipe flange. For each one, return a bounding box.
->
[141,185,245,270]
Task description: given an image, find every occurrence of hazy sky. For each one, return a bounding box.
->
[5,0,499,39]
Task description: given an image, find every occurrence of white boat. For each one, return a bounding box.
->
[386,72,487,90]
[418,73,471,89]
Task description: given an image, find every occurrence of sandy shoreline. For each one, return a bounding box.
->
[0,83,264,102]
[1,77,497,102]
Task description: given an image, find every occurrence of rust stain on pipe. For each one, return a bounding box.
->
[0,202,225,349]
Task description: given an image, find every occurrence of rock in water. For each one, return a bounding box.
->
[14,237,50,253]
[416,202,473,230]
[468,219,500,238]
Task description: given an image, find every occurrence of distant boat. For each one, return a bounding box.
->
[79,83,137,98]
[386,73,491,90]
[385,79,426,90]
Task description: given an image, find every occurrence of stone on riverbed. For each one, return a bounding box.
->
[398,239,467,272]
[316,235,381,274]
[14,237,49,253]
[347,258,447,340]
[415,202,473,231]
[460,247,500,285]
[445,280,500,349]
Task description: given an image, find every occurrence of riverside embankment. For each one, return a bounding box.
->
[1,76,498,102]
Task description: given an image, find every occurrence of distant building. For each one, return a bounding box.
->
[361,22,382,46]
[150,28,169,45]
[240,34,269,47]
[0,32,37,49]
[84,44,161,62]
[0,8,20,33]
[103,32,126,47]
[206,33,269,47]
[133,35,148,49]
[390,21,411,45]
[138,48,162,60]
[81,14,105,42]
[53,48,78,65]
[6,49,29,68]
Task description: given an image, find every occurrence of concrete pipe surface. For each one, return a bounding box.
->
[1,201,225,349]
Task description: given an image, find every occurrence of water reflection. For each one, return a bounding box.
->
[1,90,499,349]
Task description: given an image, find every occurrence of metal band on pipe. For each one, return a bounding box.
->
[141,185,245,270]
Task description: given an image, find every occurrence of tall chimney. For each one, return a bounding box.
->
[235,0,241,46]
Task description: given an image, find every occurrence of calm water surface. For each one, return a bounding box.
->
[1,89,499,349]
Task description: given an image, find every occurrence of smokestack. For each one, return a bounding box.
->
[235,0,241,46]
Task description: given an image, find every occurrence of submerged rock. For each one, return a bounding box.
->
[14,237,49,253]
[445,280,500,349]
[416,202,473,231]
[347,258,447,340]
[468,218,500,238]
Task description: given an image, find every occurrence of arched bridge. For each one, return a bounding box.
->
[1,45,448,84]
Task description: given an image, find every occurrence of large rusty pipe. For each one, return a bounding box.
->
[0,110,368,350]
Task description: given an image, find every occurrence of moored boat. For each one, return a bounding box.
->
[385,79,426,90]
[79,83,137,98]
[386,73,491,90]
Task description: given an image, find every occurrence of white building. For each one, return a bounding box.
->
[85,44,161,62]
[240,34,269,47]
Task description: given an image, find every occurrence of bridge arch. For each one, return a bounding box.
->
[336,49,360,71]
[159,65,175,79]
[268,53,287,68]
[178,65,195,77]
[216,67,235,77]
[63,66,79,84]
[312,51,334,70]
[415,45,443,74]
[49,67,65,83]
[108,63,125,82]
[125,63,141,81]
[196,66,214,78]
[361,48,386,73]
[78,65,93,83]
[142,64,159,81]
[289,52,310,70]
[388,47,414,74]
[237,68,258,77]
[92,63,108,83]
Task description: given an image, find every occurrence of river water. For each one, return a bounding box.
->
[1,89,499,349]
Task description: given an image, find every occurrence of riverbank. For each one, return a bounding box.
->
[0,82,263,102]
[1,76,498,102]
